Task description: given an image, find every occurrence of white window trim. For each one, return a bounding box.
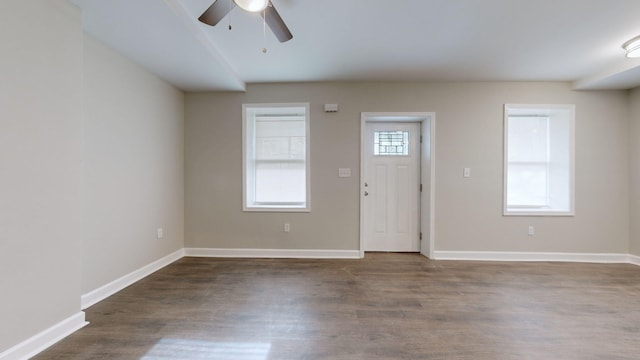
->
[242,103,311,212]
[503,104,575,216]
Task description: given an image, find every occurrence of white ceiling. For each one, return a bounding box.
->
[71,0,640,92]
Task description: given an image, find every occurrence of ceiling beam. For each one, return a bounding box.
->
[573,57,640,90]
[164,0,246,92]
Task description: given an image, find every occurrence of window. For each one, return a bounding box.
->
[504,104,575,216]
[374,131,410,156]
[243,103,310,211]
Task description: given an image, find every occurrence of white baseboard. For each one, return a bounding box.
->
[81,248,184,309]
[184,247,360,259]
[0,312,87,360]
[432,251,631,264]
[628,254,640,266]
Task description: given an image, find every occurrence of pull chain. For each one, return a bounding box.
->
[262,8,267,53]
[228,0,232,30]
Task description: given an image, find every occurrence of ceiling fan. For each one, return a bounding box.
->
[198,0,293,43]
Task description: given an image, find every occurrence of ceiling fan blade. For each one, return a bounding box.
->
[261,1,293,43]
[198,0,235,26]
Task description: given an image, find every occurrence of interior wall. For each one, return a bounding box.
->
[629,87,640,256]
[81,35,185,293]
[0,0,84,352]
[185,82,629,254]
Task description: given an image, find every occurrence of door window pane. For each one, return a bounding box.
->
[374,131,410,156]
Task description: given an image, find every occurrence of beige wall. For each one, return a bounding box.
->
[82,35,185,293]
[185,82,630,254]
[0,2,185,353]
[630,87,640,256]
[0,0,84,352]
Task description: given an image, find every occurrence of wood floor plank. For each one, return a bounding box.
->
[34,253,640,359]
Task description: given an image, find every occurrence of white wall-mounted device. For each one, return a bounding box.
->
[324,104,338,112]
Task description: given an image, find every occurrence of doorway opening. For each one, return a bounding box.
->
[359,112,435,258]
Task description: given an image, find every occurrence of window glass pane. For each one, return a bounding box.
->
[289,136,305,159]
[507,116,550,207]
[255,162,305,203]
[256,118,305,160]
[508,116,548,162]
[374,131,409,156]
[507,164,548,206]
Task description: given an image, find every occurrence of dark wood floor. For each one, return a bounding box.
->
[35,253,640,359]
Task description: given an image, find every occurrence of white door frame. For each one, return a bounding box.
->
[359,112,436,258]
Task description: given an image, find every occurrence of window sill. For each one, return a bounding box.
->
[243,205,310,213]
[504,208,574,217]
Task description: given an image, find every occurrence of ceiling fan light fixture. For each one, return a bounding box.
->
[233,0,269,12]
[623,35,640,58]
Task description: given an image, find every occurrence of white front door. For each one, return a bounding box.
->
[364,122,420,252]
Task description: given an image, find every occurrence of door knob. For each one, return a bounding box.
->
[364,191,369,196]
